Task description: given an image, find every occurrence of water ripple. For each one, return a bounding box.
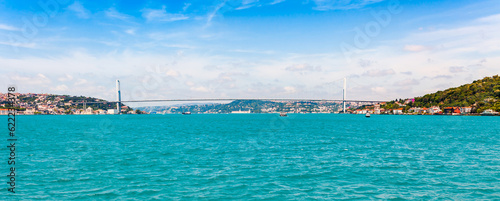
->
[2,114,499,200]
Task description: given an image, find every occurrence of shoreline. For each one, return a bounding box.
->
[2,113,498,116]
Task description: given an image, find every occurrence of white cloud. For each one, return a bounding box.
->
[206,1,226,26]
[229,49,275,54]
[394,79,420,86]
[3,12,500,104]
[183,3,191,11]
[105,8,131,20]
[190,86,210,92]
[235,0,260,10]
[165,70,179,77]
[0,41,36,48]
[67,1,90,19]
[358,59,375,68]
[51,84,69,91]
[142,6,189,22]
[75,79,88,85]
[312,0,384,11]
[449,66,465,73]
[270,0,286,5]
[11,73,51,85]
[0,24,19,31]
[362,69,395,77]
[58,74,73,82]
[371,86,387,93]
[284,86,296,93]
[403,45,429,52]
[285,64,322,72]
[125,29,136,35]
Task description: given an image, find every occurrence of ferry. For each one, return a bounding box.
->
[182,112,191,115]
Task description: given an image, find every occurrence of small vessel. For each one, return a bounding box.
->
[365,113,371,118]
[280,112,287,117]
[481,109,499,116]
[182,112,191,115]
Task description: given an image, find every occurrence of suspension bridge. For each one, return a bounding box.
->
[71,79,389,114]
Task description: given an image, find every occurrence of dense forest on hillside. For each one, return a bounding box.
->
[409,75,500,113]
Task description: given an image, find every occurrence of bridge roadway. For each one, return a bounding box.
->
[69,98,387,105]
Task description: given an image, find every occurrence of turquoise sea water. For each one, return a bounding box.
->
[2,114,500,200]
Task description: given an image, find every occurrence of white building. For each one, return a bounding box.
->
[393,109,403,114]
[427,106,441,114]
[409,107,421,113]
[231,110,251,114]
[460,107,472,114]
[84,107,93,115]
[107,109,119,114]
[0,109,9,115]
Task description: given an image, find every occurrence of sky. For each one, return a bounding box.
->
[1,0,500,106]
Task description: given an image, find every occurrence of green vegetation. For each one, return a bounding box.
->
[409,75,500,113]
[171,100,283,114]
[140,100,344,114]
[0,106,26,111]
[2,93,137,114]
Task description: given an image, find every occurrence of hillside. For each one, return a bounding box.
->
[0,93,137,114]
[139,100,346,114]
[410,75,500,113]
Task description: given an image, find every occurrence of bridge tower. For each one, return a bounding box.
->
[116,80,121,114]
[343,77,346,113]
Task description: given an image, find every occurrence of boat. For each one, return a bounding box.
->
[182,112,191,115]
[280,112,287,117]
[481,109,499,116]
[365,113,371,118]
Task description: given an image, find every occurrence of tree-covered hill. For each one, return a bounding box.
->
[410,75,500,113]
[139,100,344,114]
[0,93,135,113]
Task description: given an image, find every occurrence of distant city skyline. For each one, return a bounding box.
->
[1,0,500,106]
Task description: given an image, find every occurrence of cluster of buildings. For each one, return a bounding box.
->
[350,100,495,115]
[158,101,356,114]
[0,93,140,115]
[263,102,341,113]
[351,102,407,115]
[255,101,371,114]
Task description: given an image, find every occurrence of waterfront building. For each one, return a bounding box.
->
[0,109,9,115]
[231,110,251,114]
[107,109,119,114]
[393,108,403,114]
[444,107,461,114]
[84,107,93,115]
[460,107,472,114]
[428,106,442,114]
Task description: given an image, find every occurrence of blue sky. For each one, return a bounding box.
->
[1,0,500,105]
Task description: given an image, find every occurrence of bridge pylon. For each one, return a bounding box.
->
[116,80,121,114]
[343,77,346,113]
